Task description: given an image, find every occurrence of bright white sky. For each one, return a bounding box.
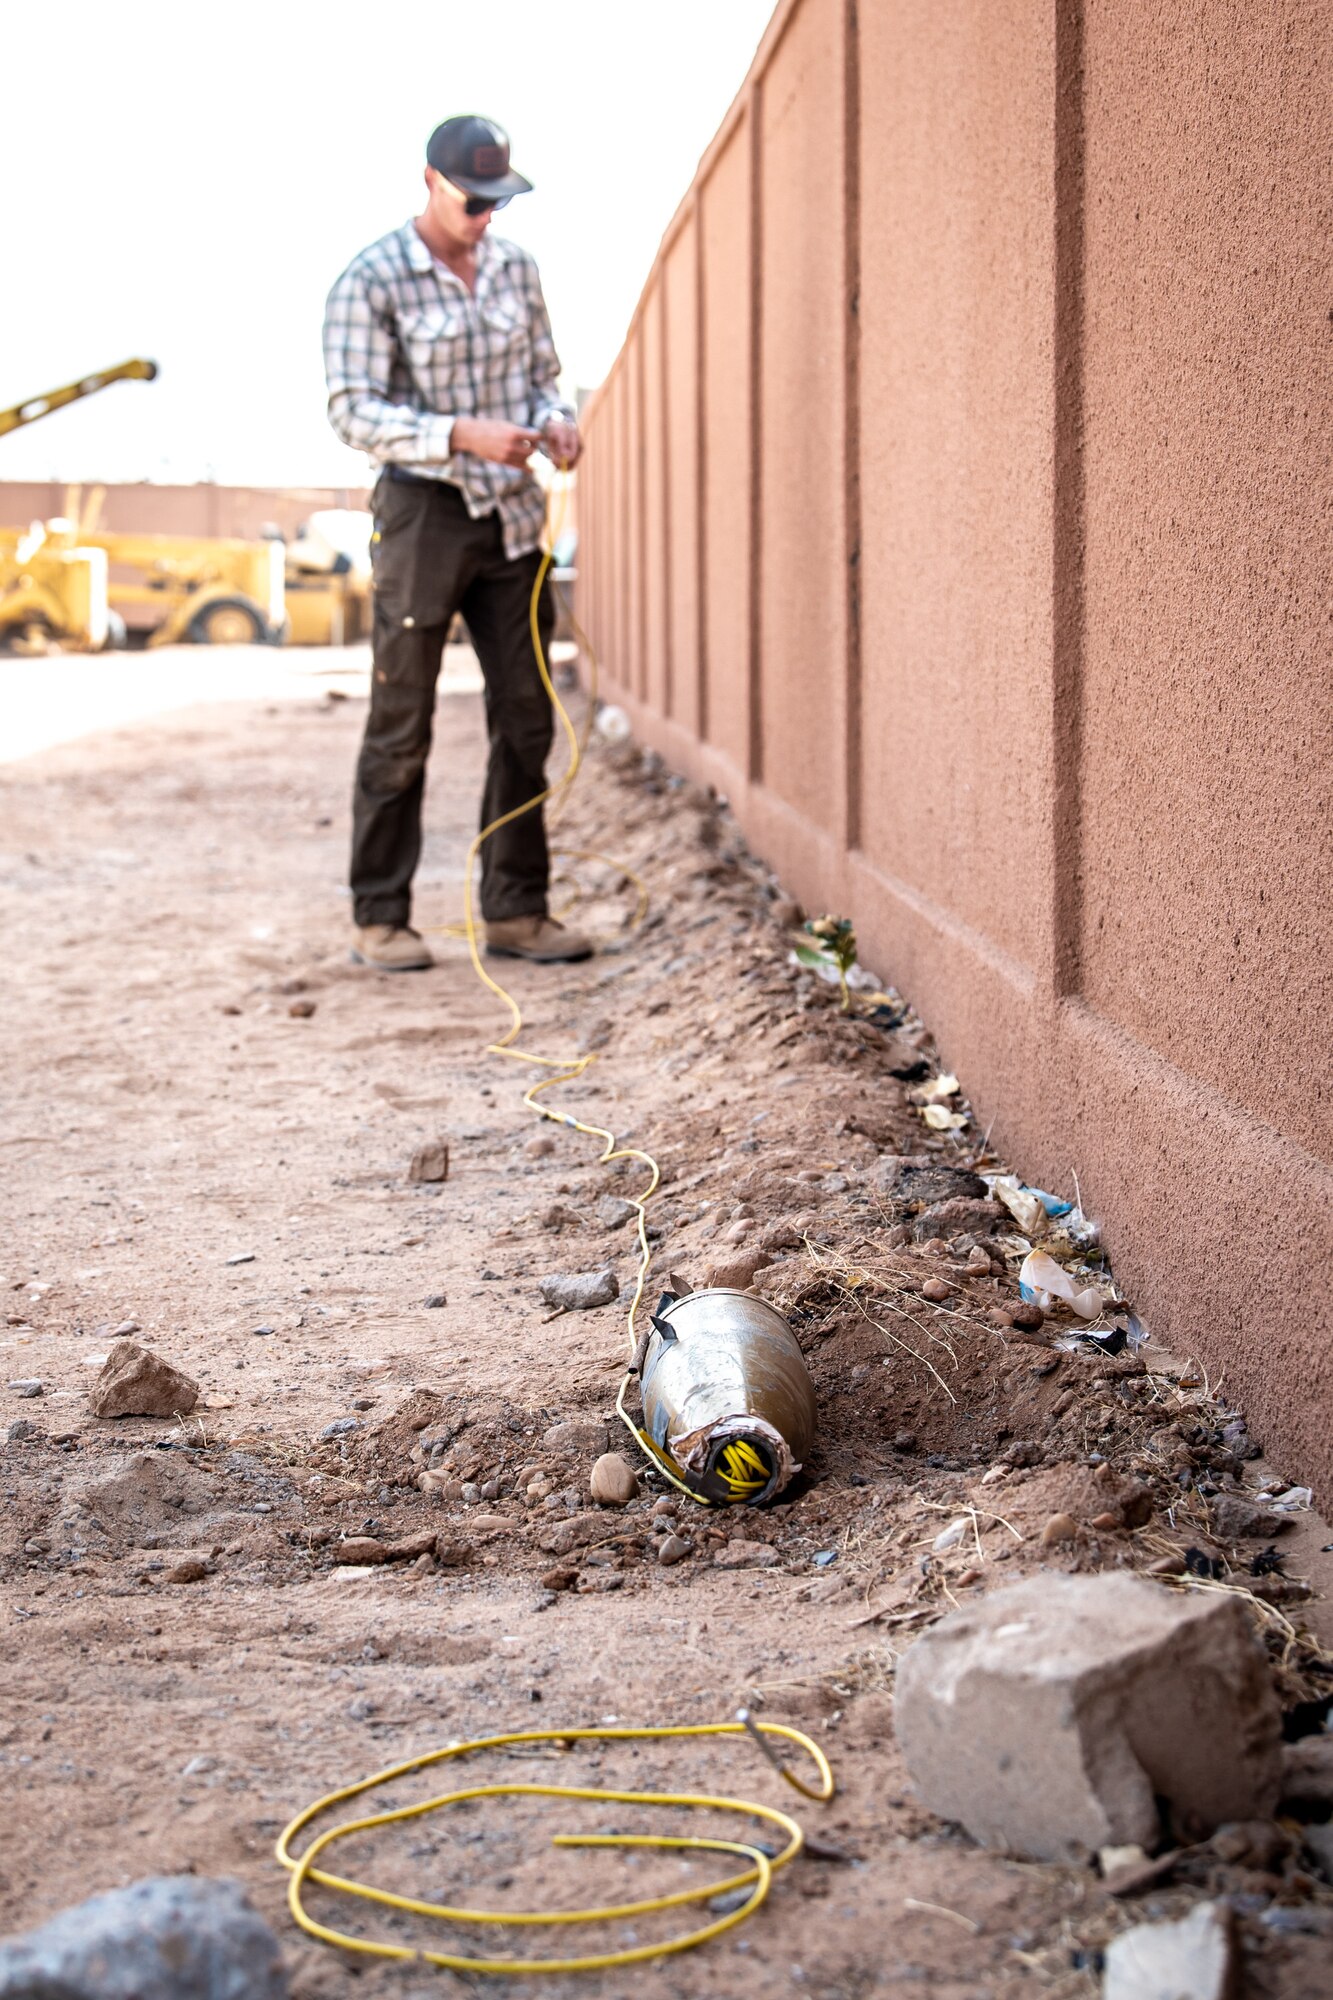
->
[1,1,772,489]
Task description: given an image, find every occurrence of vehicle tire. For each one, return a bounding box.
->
[187,596,269,645]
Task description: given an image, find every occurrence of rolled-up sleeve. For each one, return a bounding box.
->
[323,260,457,466]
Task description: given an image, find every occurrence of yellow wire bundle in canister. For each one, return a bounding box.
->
[277,1719,834,1974]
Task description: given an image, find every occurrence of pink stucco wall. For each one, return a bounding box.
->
[579,0,1333,1491]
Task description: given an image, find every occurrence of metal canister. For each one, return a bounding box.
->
[639,1287,817,1505]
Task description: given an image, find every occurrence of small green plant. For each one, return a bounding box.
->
[794,914,858,1013]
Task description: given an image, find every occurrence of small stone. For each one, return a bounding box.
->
[8,1419,38,1442]
[167,1558,208,1583]
[542,1511,619,1558]
[1009,1301,1045,1331]
[9,1380,43,1398]
[251,1325,274,1337]
[410,1552,435,1575]
[658,1535,692,1566]
[526,1134,556,1158]
[921,1279,951,1304]
[650,1497,677,1517]
[702,1249,772,1290]
[576,1570,624,1593]
[1210,1493,1289,1541]
[480,1477,501,1501]
[0,1874,286,1998]
[336,1538,389,1565]
[287,998,317,1019]
[224,1252,255,1266]
[538,1270,620,1312]
[596,1196,637,1231]
[714,1539,781,1569]
[1090,1509,1122,1532]
[461,1482,481,1503]
[894,1430,918,1453]
[933,1518,969,1552]
[1102,1900,1236,2000]
[423,1293,448,1309]
[433,1537,470,1568]
[88,1341,199,1420]
[589,1453,638,1506]
[1279,1734,1333,1808]
[541,1564,579,1591]
[321,1418,360,1439]
[1039,1513,1079,1546]
[409,1141,450,1184]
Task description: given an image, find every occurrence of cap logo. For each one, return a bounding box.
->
[472,144,506,175]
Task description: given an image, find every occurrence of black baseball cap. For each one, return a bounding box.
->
[426,116,532,200]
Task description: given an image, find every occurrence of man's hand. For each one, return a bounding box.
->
[541,418,581,471]
[450,418,541,467]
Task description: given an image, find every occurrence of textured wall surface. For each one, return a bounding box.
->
[0,481,369,540]
[578,0,1333,1491]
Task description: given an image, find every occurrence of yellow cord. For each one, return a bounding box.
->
[276,1720,834,1973]
[419,471,703,1502]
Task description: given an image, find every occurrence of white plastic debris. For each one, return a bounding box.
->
[1019,1249,1111,1321]
[1270,1486,1313,1513]
[985,1175,1047,1237]
[932,1517,970,1552]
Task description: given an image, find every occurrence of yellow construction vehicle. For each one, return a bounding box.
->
[281,510,372,646]
[0,361,157,652]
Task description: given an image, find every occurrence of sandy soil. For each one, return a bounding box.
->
[2,647,1331,1998]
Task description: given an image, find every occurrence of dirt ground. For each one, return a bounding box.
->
[3,645,1331,1998]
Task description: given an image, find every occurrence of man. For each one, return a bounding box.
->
[323,115,590,970]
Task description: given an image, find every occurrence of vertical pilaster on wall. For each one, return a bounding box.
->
[1052,0,1086,998]
[635,335,648,702]
[694,190,708,743]
[843,0,863,854]
[747,80,765,786]
[660,275,675,719]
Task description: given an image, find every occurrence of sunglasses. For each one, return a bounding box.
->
[443,177,511,217]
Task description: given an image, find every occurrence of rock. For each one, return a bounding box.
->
[702,1248,772,1291]
[0,1874,287,1998]
[541,1564,578,1591]
[166,1558,209,1584]
[1279,1734,1333,1808]
[589,1453,638,1506]
[423,1293,447,1309]
[526,1134,556,1158]
[1039,1513,1079,1546]
[538,1270,619,1312]
[408,1141,450,1184]
[1209,1493,1289,1541]
[7,1420,38,1442]
[1009,1301,1045,1332]
[913,1198,1005,1240]
[9,1381,42,1399]
[872,1156,988,1209]
[921,1279,951,1304]
[470,1514,514,1533]
[224,1252,255,1266]
[387,1532,439,1561]
[894,1430,919,1453]
[541,1511,618,1558]
[287,998,317,1019]
[894,1572,1282,1863]
[88,1341,199,1420]
[545,1417,610,1456]
[596,1196,637,1231]
[321,1418,360,1439]
[335,1537,389,1565]
[433,1537,470,1568]
[658,1534,692,1566]
[714,1539,781,1569]
[1102,1900,1236,2000]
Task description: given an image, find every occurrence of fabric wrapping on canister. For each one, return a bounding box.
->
[639,1288,817,1505]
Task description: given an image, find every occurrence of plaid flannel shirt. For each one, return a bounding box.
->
[323,222,573,560]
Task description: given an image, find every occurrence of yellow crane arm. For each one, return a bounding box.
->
[0,359,158,439]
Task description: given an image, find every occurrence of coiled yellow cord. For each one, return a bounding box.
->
[276,1720,834,1973]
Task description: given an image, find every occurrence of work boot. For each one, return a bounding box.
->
[350,924,433,972]
[484,915,593,963]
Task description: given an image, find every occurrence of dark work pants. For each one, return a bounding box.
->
[350,473,556,929]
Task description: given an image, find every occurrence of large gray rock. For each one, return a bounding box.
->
[1102,1901,1237,2000]
[0,1875,286,1998]
[894,1572,1281,1863]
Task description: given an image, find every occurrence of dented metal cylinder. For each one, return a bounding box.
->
[640,1287,817,1505]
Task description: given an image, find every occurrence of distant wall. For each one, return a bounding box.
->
[579,1,1333,1487]
[0,482,369,541]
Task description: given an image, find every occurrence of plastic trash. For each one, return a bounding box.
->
[985,1176,1047,1237]
[1270,1487,1313,1513]
[595,703,631,743]
[1019,1249,1111,1321]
